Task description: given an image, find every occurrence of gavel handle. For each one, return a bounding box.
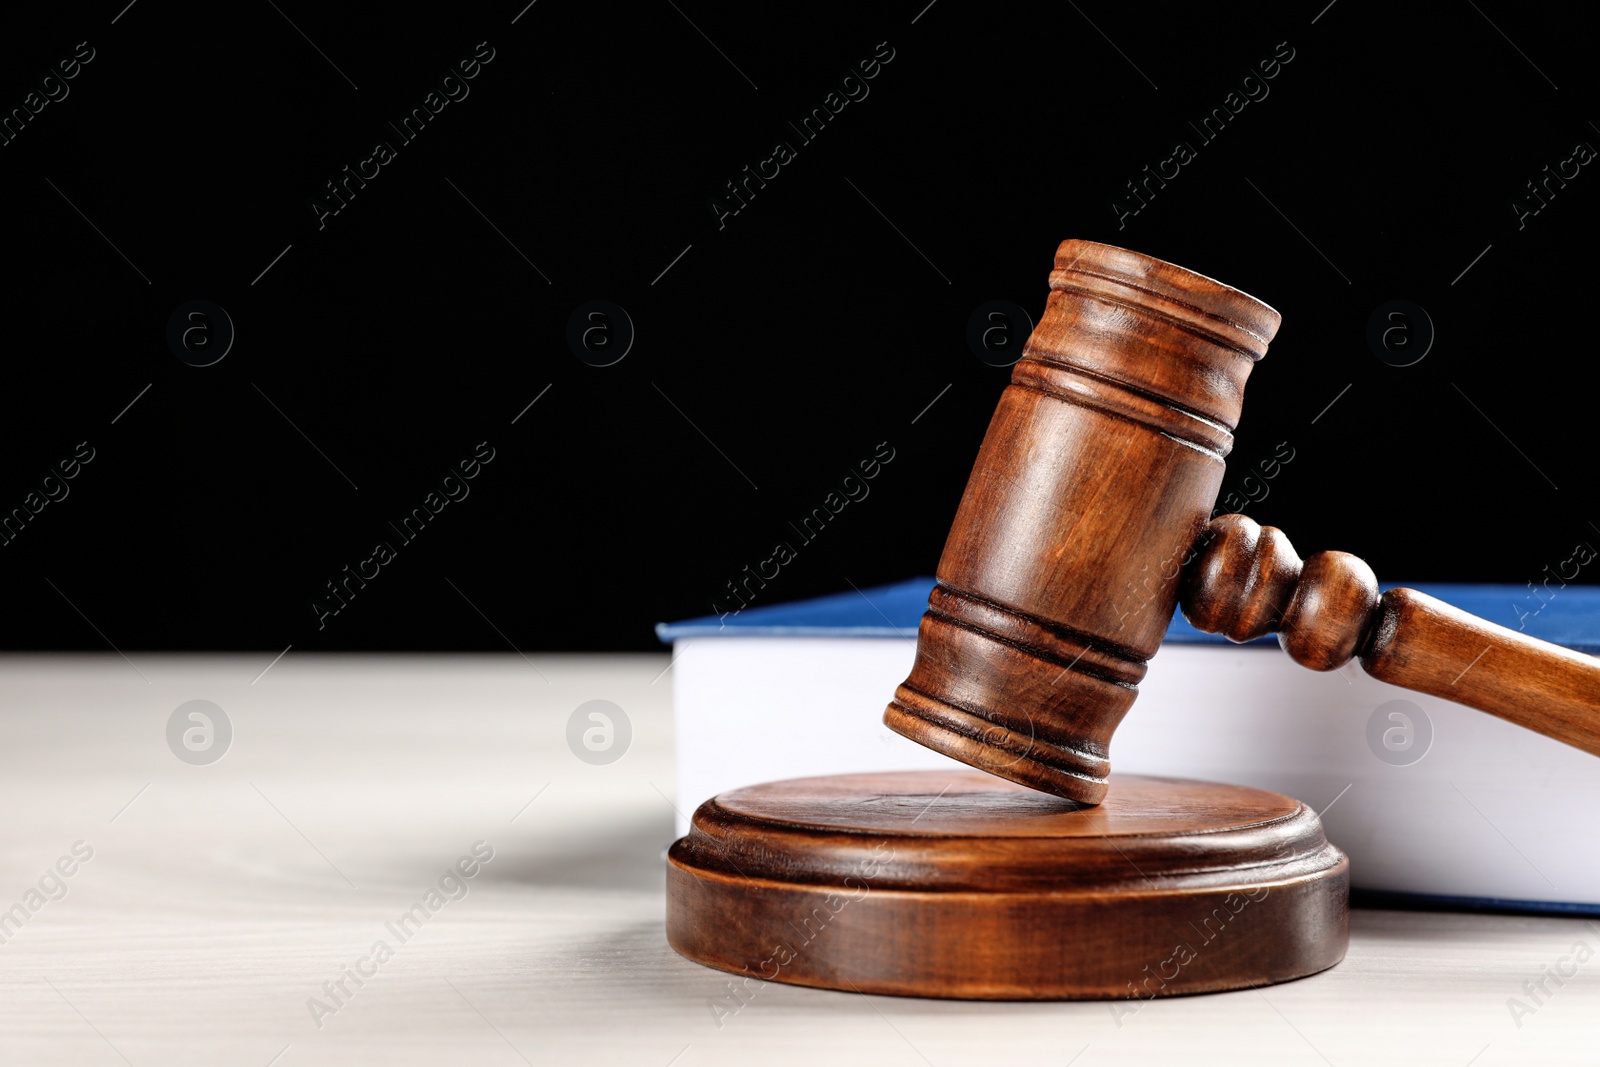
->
[1182,515,1600,756]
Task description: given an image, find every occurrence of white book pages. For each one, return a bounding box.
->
[672,635,1600,906]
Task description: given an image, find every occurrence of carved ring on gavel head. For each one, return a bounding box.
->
[886,239,1600,805]
[884,239,1280,804]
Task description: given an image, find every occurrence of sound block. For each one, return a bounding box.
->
[667,771,1347,1000]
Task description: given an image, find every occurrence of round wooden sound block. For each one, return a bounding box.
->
[667,771,1348,1000]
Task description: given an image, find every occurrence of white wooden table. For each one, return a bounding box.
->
[0,653,1594,1066]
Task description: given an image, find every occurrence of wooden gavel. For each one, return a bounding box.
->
[886,239,1600,805]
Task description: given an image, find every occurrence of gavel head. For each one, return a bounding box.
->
[884,239,1281,805]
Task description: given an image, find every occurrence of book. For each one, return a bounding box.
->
[658,577,1600,913]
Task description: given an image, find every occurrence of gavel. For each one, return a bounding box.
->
[885,239,1600,805]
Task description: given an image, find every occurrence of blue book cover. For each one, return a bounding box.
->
[660,577,1600,655]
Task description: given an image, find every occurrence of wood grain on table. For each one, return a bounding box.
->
[0,654,1594,1066]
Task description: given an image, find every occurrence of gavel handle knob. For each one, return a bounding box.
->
[1182,514,1600,757]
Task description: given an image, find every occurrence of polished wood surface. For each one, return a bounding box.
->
[887,239,1599,805]
[667,771,1348,1000]
[1184,513,1600,757]
[885,239,1283,804]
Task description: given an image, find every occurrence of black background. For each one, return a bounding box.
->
[1,0,1593,652]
